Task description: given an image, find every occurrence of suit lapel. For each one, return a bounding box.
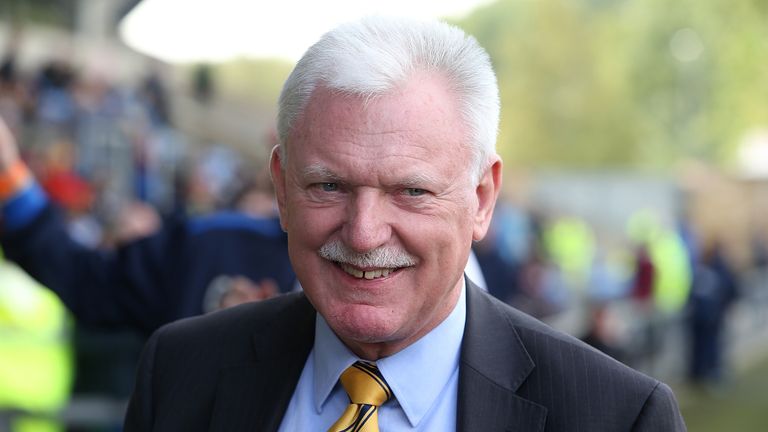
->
[208,294,317,432]
[458,281,547,431]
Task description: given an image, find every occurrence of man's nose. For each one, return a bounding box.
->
[342,190,391,254]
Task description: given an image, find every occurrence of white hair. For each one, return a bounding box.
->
[277,16,500,183]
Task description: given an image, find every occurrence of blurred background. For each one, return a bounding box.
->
[1,0,767,431]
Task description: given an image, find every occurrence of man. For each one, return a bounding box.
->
[125,17,686,431]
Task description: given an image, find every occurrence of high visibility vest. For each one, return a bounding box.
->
[626,212,692,312]
[544,217,596,290]
[648,232,692,313]
[0,253,73,432]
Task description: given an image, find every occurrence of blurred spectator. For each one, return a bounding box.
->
[516,240,569,318]
[543,215,595,292]
[582,303,627,362]
[186,144,243,214]
[630,243,655,305]
[687,240,740,387]
[141,68,172,127]
[0,256,72,432]
[0,48,16,84]
[0,41,28,138]
[492,201,533,266]
[588,246,627,302]
[752,233,768,269]
[37,138,101,248]
[472,228,519,304]
[34,60,76,138]
[627,210,692,313]
[192,63,215,104]
[746,232,768,328]
[0,96,72,432]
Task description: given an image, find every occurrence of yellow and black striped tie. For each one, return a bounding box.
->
[328,361,393,432]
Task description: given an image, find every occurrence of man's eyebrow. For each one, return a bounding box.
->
[399,173,439,187]
[301,164,438,186]
[300,164,341,180]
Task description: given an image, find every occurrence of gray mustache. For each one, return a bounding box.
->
[318,240,418,268]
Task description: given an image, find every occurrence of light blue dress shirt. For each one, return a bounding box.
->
[278,282,467,431]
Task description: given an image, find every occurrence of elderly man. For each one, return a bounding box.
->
[125,17,686,431]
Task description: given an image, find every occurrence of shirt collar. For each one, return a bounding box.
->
[313,280,467,427]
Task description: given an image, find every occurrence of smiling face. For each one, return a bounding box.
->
[271,72,501,359]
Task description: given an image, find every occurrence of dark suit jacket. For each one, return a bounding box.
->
[124,281,686,431]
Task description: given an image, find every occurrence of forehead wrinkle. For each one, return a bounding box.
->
[355,128,414,137]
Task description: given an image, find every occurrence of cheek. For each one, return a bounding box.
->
[396,214,471,263]
[287,201,342,245]
[419,208,475,269]
[425,201,475,240]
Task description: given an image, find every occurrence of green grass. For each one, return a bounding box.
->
[676,356,768,431]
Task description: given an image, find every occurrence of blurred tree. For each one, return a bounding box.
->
[0,0,77,29]
[457,0,768,170]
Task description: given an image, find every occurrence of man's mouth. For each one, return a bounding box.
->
[337,262,399,280]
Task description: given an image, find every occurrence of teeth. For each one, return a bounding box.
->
[341,263,394,280]
[342,264,363,278]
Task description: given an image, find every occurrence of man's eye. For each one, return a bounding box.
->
[404,188,426,197]
[319,183,338,192]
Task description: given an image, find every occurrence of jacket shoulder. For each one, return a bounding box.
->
[152,292,311,364]
[486,291,660,387]
[467,288,683,430]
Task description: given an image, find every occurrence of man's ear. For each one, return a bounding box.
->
[269,145,288,231]
[472,157,502,242]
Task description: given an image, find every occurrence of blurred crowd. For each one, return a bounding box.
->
[473,199,768,389]
[0,44,288,432]
[1,37,768,432]
[0,49,263,237]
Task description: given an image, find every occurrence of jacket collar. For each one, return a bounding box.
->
[457,280,548,431]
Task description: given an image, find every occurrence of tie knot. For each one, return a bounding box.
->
[340,361,392,406]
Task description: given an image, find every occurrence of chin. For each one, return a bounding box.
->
[327,304,401,344]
